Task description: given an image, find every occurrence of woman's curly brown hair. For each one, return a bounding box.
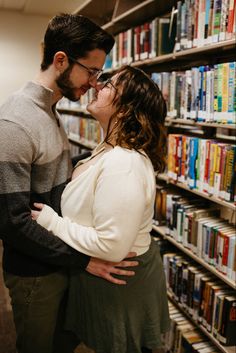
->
[104,65,167,173]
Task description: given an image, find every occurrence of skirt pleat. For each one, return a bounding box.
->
[65,240,170,353]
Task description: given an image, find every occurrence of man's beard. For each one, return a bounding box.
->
[56,65,78,102]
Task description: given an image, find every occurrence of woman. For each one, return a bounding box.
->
[32,65,170,353]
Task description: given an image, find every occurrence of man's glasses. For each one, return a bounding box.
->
[68,56,103,80]
[98,78,117,91]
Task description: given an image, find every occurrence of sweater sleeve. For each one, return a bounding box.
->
[0,120,89,269]
[36,159,147,262]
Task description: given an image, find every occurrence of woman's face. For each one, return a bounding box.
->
[87,75,118,129]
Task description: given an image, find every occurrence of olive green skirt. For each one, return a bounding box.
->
[65,240,170,353]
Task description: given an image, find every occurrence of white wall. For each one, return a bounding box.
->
[0,11,51,105]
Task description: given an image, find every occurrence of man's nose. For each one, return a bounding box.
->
[89,76,99,89]
[90,80,103,91]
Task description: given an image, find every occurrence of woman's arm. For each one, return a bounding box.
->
[33,168,146,262]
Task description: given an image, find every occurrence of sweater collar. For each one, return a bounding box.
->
[22,81,54,110]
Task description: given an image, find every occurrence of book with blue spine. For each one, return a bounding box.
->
[197,66,205,121]
[228,61,236,124]
[188,137,199,189]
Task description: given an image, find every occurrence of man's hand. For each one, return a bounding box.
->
[86,252,139,285]
[31,203,44,220]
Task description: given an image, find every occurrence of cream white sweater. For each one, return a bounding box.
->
[36,146,156,262]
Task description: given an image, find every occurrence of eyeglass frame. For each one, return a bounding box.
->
[98,78,117,91]
[68,56,103,80]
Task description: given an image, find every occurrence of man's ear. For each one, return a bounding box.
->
[53,51,68,71]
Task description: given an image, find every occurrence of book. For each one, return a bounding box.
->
[227,0,236,38]
[227,234,236,280]
[212,0,223,43]
[140,22,150,60]
[219,0,229,41]
[218,295,236,345]
[134,25,141,61]
[191,208,220,254]
[182,330,207,352]
[188,137,199,189]
[212,289,234,336]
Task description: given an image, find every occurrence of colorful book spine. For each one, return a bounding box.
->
[188,137,199,189]
[228,62,236,124]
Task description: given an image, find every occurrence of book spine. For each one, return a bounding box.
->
[134,26,141,61]
[150,18,158,58]
[227,0,236,37]
[204,0,211,43]
[207,0,215,41]
[222,62,229,123]
[218,297,236,345]
[224,146,235,201]
[212,0,223,42]
[227,235,236,279]
[228,61,236,124]
[176,1,182,51]
[219,0,229,41]
[188,137,198,189]
[222,233,230,274]
[217,63,223,123]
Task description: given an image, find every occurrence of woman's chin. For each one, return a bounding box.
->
[86,103,92,112]
[86,105,96,118]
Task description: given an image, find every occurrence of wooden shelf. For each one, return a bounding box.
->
[152,225,236,289]
[216,133,236,141]
[106,39,236,72]
[165,118,236,130]
[73,0,116,27]
[57,107,91,117]
[104,39,235,73]
[102,0,176,35]
[157,174,236,211]
[167,291,235,353]
[74,0,175,35]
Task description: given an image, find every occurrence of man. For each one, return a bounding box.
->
[0,14,137,353]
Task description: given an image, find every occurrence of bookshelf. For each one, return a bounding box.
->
[167,290,235,353]
[157,173,236,212]
[165,117,236,130]
[153,224,236,289]
[57,107,89,116]
[58,1,236,350]
[57,103,102,153]
[68,133,97,151]
[130,39,236,71]
[74,0,176,35]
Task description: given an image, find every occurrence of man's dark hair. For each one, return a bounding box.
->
[41,13,114,71]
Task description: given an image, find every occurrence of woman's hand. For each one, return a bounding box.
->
[31,202,44,220]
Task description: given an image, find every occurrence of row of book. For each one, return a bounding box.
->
[154,187,236,281]
[151,62,236,124]
[104,0,236,69]
[60,114,101,147]
[167,134,236,202]
[109,16,176,68]
[163,251,236,346]
[58,60,236,126]
[165,301,222,352]
[175,0,236,51]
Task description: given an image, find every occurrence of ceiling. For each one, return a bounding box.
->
[0,0,87,16]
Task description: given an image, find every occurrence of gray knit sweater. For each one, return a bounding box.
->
[0,81,89,276]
